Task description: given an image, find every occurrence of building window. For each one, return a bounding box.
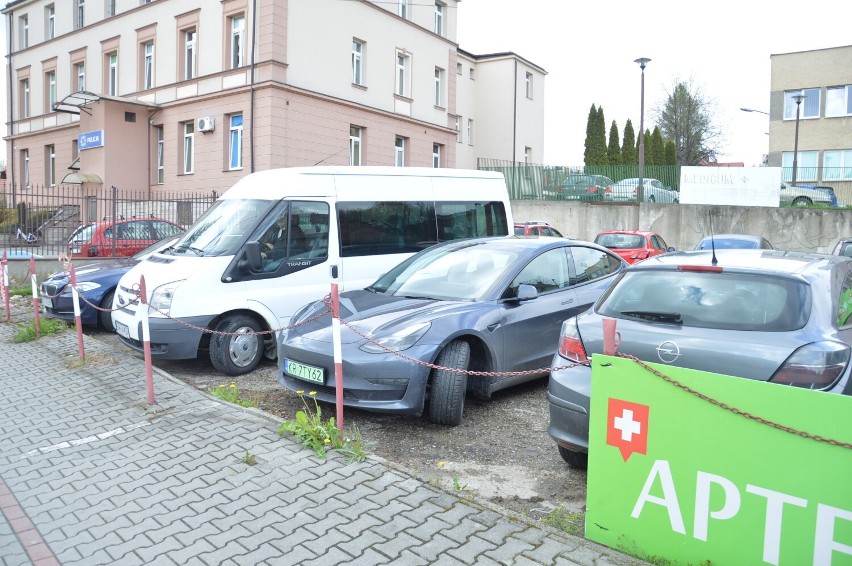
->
[20,79,30,119]
[349,126,362,166]
[46,145,56,187]
[107,53,118,96]
[21,150,30,187]
[524,146,533,164]
[434,67,444,107]
[142,41,154,89]
[467,119,474,145]
[230,14,245,69]
[19,15,28,49]
[46,5,55,39]
[525,72,533,99]
[455,116,461,143]
[781,150,818,182]
[784,88,820,120]
[432,143,442,168]
[76,63,86,91]
[469,68,475,80]
[229,114,244,170]
[456,62,462,75]
[823,150,852,181]
[434,2,444,36]
[394,137,405,167]
[352,39,364,86]
[183,121,194,174]
[826,85,852,118]
[106,0,116,17]
[45,71,57,112]
[183,29,196,80]
[156,126,164,184]
[398,0,408,18]
[395,50,410,97]
[75,0,85,29]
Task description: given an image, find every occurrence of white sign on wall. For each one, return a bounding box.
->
[679,167,781,207]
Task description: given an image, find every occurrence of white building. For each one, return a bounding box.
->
[2,0,546,193]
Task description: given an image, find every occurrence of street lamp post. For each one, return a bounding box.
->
[791,93,805,187]
[635,57,651,203]
[740,107,770,116]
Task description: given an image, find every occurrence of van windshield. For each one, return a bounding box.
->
[169,199,274,257]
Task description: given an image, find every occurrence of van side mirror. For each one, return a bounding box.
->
[245,240,262,271]
[516,283,538,301]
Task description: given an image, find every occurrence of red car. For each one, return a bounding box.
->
[514,221,564,237]
[594,230,674,264]
[67,217,184,258]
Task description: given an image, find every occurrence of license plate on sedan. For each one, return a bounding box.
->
[283,359,325,384]
[114,321,130,339]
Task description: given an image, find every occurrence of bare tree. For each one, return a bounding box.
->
[652,78,724,165]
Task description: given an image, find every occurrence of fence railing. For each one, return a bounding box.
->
[0,183,218,257]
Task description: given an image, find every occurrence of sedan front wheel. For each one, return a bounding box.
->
[428,340,470,426]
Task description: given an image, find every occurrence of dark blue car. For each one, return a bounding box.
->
[40,236,180,329]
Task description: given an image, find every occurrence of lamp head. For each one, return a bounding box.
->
[792,93,806,105]
[634,57,651,70]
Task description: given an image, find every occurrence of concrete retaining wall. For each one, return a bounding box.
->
[512,201,852,253]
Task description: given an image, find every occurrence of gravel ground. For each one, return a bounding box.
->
[4,295,587,523]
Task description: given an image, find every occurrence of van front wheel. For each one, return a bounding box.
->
[210,315,263,376]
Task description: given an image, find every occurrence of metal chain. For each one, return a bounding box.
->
[616,353,852,451]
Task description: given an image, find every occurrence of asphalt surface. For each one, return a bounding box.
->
[0,308,644,565]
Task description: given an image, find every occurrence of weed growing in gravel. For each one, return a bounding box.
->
[542,506,585,536]
[6,284,31,298]
[278,391,367,462]
[13,317,67,342]
[452,476,468,492]
[242,450,257,466]
[65,351,115,369]
[208,382,258,408]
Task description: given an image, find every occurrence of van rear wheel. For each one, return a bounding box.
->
[428,340,470,426]
[210,315,263,376]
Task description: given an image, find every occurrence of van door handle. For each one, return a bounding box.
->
[561,299,574,305]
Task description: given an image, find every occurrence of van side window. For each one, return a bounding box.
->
[338,201,437,257]
[257,201,330,270]
[436,201,508,242]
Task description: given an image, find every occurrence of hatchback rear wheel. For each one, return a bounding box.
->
[558,445,588,469]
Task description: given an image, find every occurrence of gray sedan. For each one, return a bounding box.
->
[547,249,852,468]
[278,236,626,425]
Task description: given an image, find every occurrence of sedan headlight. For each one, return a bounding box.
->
[73,282,102,293]
[149,280,184,316]
[359,322,431,354]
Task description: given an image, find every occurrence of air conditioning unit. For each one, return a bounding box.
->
[197,116,215,133]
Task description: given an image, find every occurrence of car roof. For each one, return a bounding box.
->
[629,249,848,277]
[440,235,609,254]
[597,230,655,237]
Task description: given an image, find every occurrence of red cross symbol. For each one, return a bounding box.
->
[606,398,650,462]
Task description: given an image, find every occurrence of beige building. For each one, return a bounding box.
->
[2,0,546,193]
[769,45,852,195]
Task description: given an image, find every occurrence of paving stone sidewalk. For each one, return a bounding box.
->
[0,320,644,565]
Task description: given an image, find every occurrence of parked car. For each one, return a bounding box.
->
[514,221,564,237]
[809,185,847,207]
[833,237,852,257]
[779,182,833,207]
[67,217,184,258]
[40,236,182,329]
[693,234,773,250]
[547,249,852,468]
[279,236,627,425]
[610,178,679,203]
[594,230,674,264]
[558,175,614,202]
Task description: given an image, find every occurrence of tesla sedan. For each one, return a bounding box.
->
[278,236,626,425]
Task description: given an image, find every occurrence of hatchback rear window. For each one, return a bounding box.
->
[598,271,810,331]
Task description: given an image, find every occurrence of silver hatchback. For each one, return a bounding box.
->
[547,249,852,468]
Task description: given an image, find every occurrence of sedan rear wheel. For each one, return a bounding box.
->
[428,340,470,426]
[558,445,588,469]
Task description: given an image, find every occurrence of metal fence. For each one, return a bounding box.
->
[0,183,218,257]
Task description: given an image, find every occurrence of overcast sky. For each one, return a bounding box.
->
[3,1,850,169]
[457,0,852,167]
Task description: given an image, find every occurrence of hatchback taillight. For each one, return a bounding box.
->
[558,318,589,363]
[770,341,850,390]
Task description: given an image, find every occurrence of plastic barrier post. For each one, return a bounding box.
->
[1,252,9,322]
[139,275,156,405]
[330,266,344,434]
[30,257,41,337]
[70,264,86,361]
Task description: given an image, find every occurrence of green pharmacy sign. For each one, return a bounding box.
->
[586,356,852,565]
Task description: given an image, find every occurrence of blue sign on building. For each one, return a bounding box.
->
[78,130,105,150]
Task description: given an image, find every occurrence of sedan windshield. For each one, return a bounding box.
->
[371,244,517,301]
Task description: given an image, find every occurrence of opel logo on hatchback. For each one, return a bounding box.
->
[656,341,680,363]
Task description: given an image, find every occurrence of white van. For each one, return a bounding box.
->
[111,166,513,375]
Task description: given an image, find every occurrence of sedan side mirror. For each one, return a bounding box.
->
[667,246,676,252]
[516,283,539,301]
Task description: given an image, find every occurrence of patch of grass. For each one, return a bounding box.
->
[278,390,367,462]
[6,284,33,298]
[542,506,585,537]
[242,450,257,466]
[208,382,259,408]
[65,351,116,369]
[13,317,67,342]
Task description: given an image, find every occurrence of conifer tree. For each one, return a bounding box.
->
[607,121,621,165]
[621,119,637,164]
[650,127,665,166]
[664,140,677,165]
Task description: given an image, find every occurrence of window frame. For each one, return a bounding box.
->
[45,70,57,113]
[75,62,86,91]
[398,0,408,18]
[394,136,405,167]
[349,126,362,166]
[155,125,164,184]
[229,14,245,69]
[783,88,820,120]
[823,149,852,182]
[20,78,30,119]
[182,121,195,174]
[19,14,28,49]
[467,119,473,146]
[229,113,244,170]
[525,72,533,99]
[75,0,85,30]
[352,39,364,86]
[434,2,444,36]
[455,115,461,143]
[434,67,444,107]
[106,52,118,96]
[46,5,55,39]
[781,150,819,182]
[395,50,411,97]
[45,144,56,187]
[826,85,852,118]
[432,143,442,168]
[21,149,30,187]
[142,41,155,90]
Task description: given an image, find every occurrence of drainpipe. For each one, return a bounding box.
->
[7,11,16,194]
[249,0,257,173]
[512,59,518,195]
